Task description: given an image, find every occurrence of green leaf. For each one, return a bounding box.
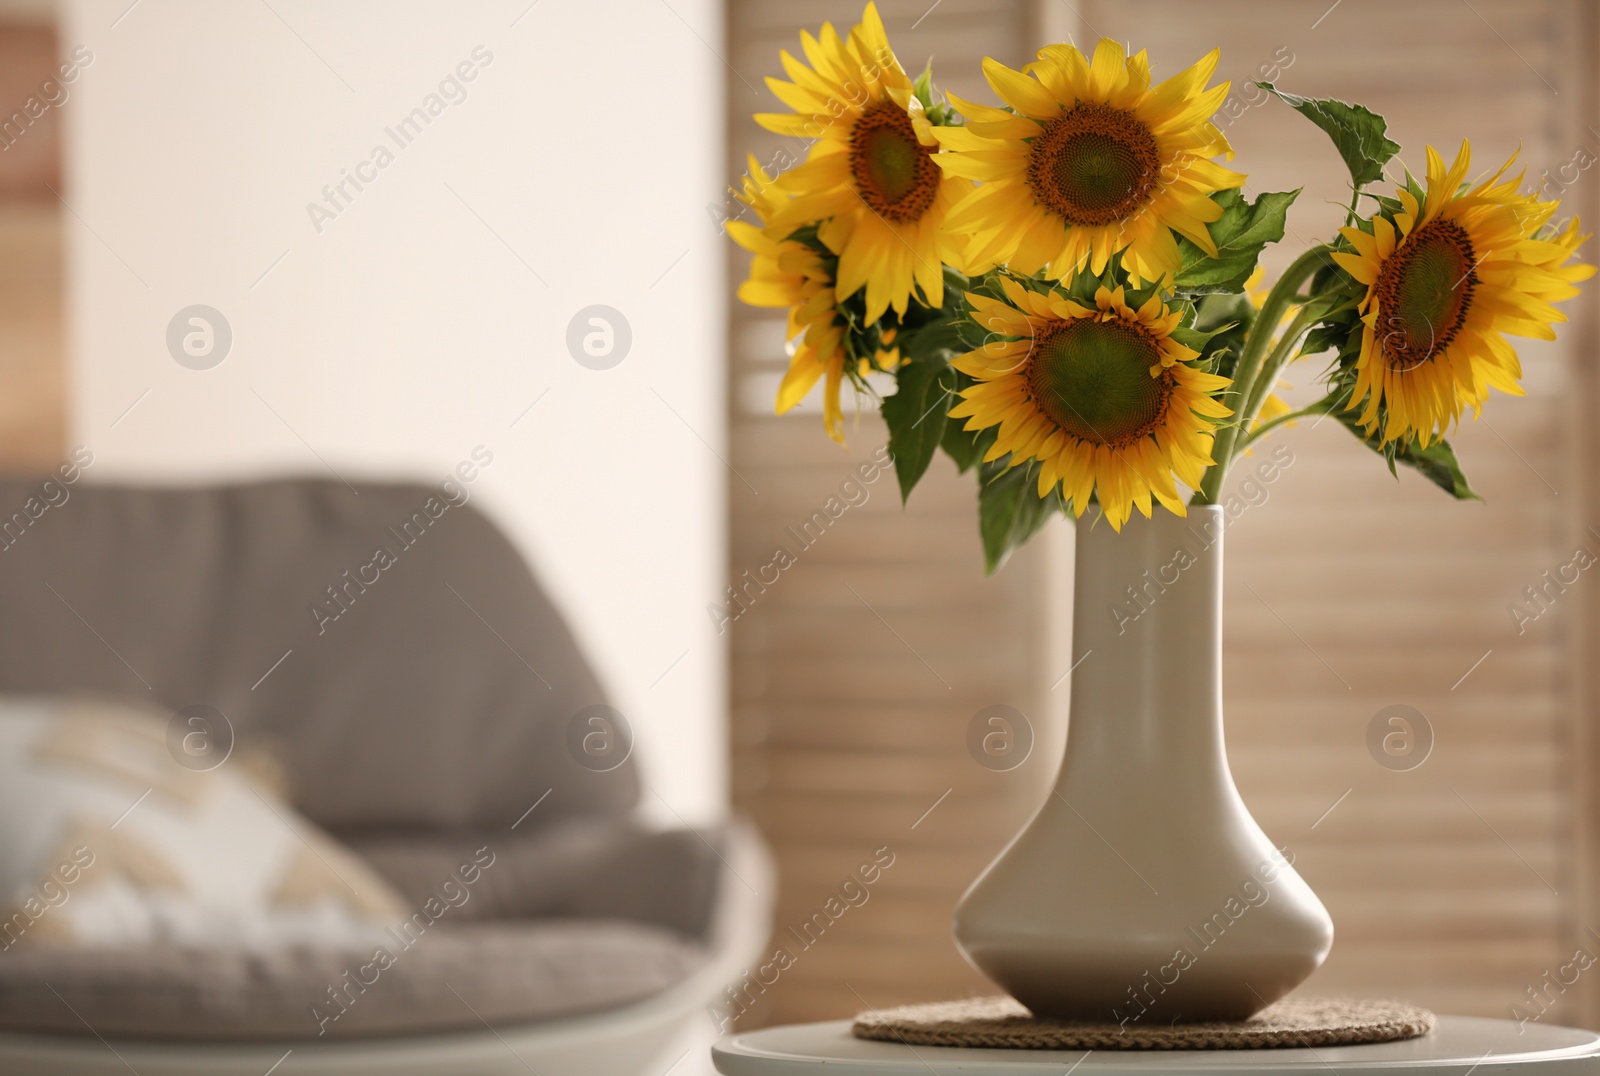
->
[1298,319,1354,360]
[942,416,992,474]
[1385,437,1481,501]
[977,458,1064,574]
[1171,321,1237,354]
[881,358,955,503]
[912,63,934,109]
[1308,255,1348,298]
[1173,188,1300,294]
[896,315,971,362]
[1257,83,1400,189]
[1193,290,1252,335]
[1325,396,1481,501]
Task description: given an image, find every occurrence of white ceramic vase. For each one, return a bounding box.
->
[952,505,1334,1024]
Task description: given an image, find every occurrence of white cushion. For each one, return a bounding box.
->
[0,696,407,951]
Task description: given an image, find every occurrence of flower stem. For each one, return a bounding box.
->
[1196,246,1329,503]
[1240,301,1327,426]
[1344,186,1362,228]
[1236,392,1337,452]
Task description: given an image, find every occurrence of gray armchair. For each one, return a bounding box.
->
[0,477,768,1074]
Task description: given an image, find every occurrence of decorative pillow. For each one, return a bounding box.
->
[0,696,407,951]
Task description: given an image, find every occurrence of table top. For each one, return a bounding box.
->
[712,1016,1600,1074]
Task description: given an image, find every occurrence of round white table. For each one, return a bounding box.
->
[712,1017,1600,1074]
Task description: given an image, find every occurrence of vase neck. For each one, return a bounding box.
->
[1057,506,1228,789]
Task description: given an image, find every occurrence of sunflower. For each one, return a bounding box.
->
[949,277,1232,530]
[1529,216,1594,290]
[754,3,969,324]
[932,39,1245,286]
[1332,141,1593,445]
[727,157,854,443]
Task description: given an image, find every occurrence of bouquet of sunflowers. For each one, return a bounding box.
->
[727,4,1591,571]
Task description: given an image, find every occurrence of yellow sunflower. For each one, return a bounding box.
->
[1332,141,1593,445]
[949,278,1232,530]
[754,3,969,324]
[933,39,1245,286]
[727,157,854,443]
[1529,216,1594,290]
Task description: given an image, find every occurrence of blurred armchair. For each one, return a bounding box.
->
[0,476,767,1075]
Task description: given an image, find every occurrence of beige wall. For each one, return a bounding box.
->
[60,0,730,826]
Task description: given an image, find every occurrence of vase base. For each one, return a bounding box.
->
[962,943,1324,1025]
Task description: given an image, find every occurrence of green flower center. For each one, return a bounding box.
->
[849,101,940,223]
[1373,219,1477,371]
[1027,102,1161,227]
[1026,316,1170,446]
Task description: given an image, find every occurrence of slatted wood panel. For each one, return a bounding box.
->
[1066,0,1595,1026]
[0,203,65,467]
[1573,1,1600,1029]
[724,0,1054,1028]
[0,20,66,468]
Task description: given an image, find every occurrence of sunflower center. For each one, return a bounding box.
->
[1372,219,1478,371]
[1026,317,1170,446]
[1026,102,1162,227]
[849,101,940,223]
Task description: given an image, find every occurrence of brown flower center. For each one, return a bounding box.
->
[1372,219,1478,372]
[1026,102,1162,227]
[849,100,941,223]
[1026,316,1171,446]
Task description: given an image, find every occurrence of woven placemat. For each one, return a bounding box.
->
[853,995,1435,1050]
